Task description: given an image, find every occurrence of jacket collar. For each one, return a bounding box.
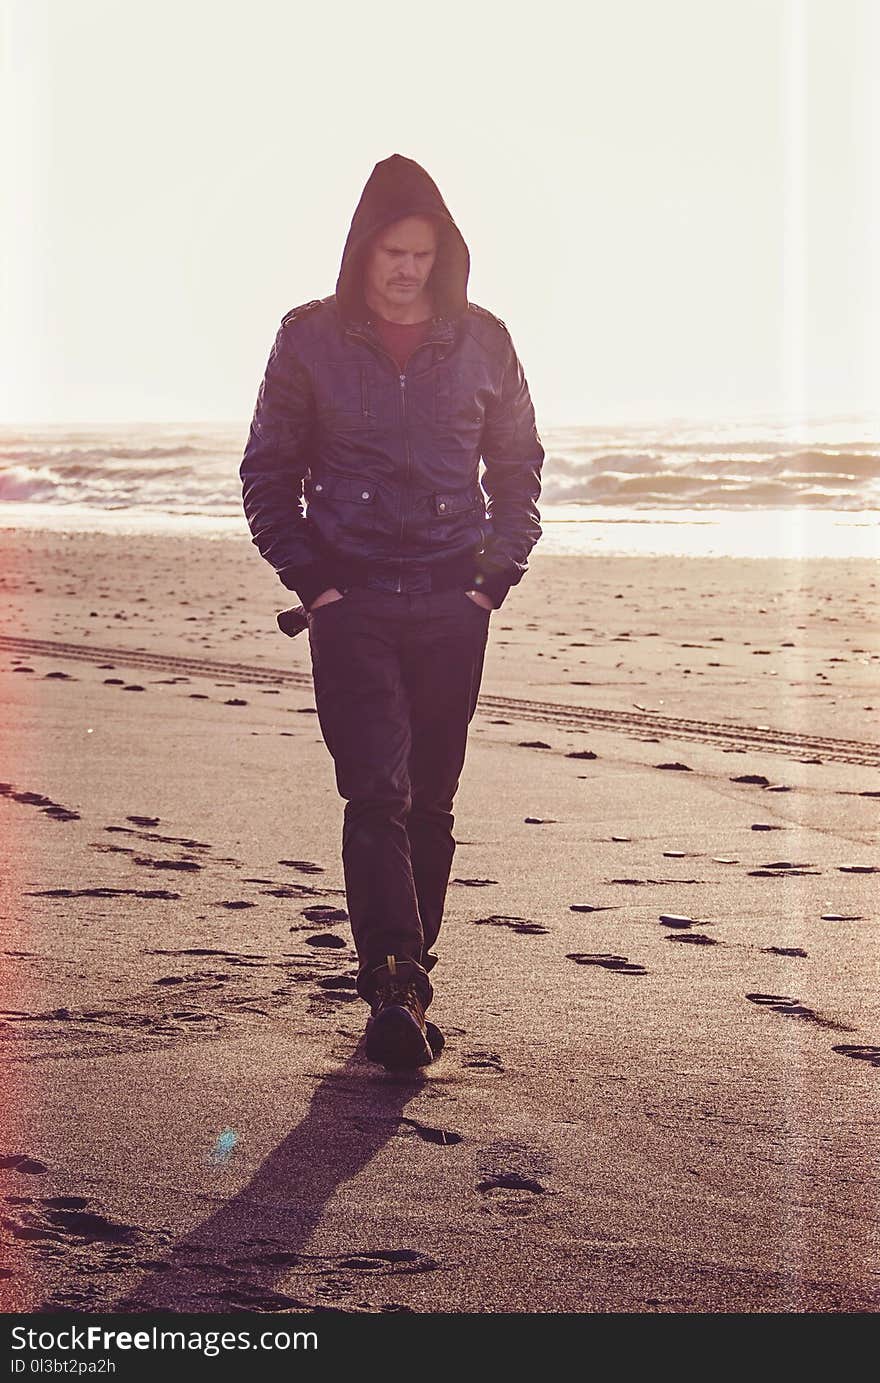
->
[344,314,458,351]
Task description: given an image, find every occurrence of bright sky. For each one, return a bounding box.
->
[3,0,878,427]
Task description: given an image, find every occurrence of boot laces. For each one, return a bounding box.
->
[379,976,418,1009]
[375,956,422,1016]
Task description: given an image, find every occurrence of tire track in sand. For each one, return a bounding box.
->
[2,633,878,767]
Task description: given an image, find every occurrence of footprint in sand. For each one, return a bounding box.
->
[473,915,549,936]
[749,865,814,878]
[452,878,498,887]
[279,860,326,874]
[311,972,359,1005]
[668,933,718,945]
[3,1202,137,1244]
[265,883,326,899]
[107,826,210,850]
[0,1155,48,1174]
[464,1050,504,1072]
[0,785,80,822]
[745,993,852,1032]
[566,953,647,976]
[302,906,349,923]
[305,934,347,949]
[477,1172,546,1194]
[656,762,692,771]
[762,946,808,958]
[832,1045,880,1069]
[127,815,160,827]
[476,1172,548,1218]
[519,740,552,749]
[569,904,617,914]
[749,865,820,876]
[42,805,80,822]
[315,976,358,992]
[399,1118,463,1147]
[133,856,202,872]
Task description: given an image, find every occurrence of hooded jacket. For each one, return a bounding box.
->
[240,154,544,609]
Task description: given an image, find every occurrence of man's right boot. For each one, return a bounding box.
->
[364,955,434,1070]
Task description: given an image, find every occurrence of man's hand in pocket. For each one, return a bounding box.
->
[309,588,346,610]
[465,589,494,610]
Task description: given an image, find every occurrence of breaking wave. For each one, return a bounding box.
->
[1,417,878,515]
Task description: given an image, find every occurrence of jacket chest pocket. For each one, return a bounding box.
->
[433,367,485,431]
[316,363,373,428]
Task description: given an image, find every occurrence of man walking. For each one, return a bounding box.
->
[240,154,544,1070]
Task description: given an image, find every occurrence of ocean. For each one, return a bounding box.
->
[1,417,878,560]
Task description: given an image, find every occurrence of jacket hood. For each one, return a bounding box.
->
[335,154,470,321]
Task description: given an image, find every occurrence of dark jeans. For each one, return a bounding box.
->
[306,583,491,1009]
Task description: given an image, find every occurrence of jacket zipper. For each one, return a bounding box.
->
[398,373,410,592]
[344,327,447,594]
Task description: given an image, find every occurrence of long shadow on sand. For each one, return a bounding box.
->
[91,1055,431,1312]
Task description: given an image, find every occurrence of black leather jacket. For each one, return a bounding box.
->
[239,155,544,610]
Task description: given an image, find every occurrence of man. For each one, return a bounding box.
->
[240,154,544,1070]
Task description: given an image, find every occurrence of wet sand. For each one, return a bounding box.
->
[0,527,877,1313]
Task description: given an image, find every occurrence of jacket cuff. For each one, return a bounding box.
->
[471,569,514,609]
[278,561,339,610]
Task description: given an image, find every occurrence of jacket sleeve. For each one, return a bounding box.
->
[472,334,544,608]
[239,320,339,610]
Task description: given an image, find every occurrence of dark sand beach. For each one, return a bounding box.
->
[0,527,877,1313]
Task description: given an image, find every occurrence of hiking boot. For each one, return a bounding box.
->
[364,955,434,1069]
[363,1017,444,1061]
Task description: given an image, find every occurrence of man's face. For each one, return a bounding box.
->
[363,216,439,321]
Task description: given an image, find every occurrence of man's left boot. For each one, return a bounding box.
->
[362,1016,444,1061]
[363,955,434,1070]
